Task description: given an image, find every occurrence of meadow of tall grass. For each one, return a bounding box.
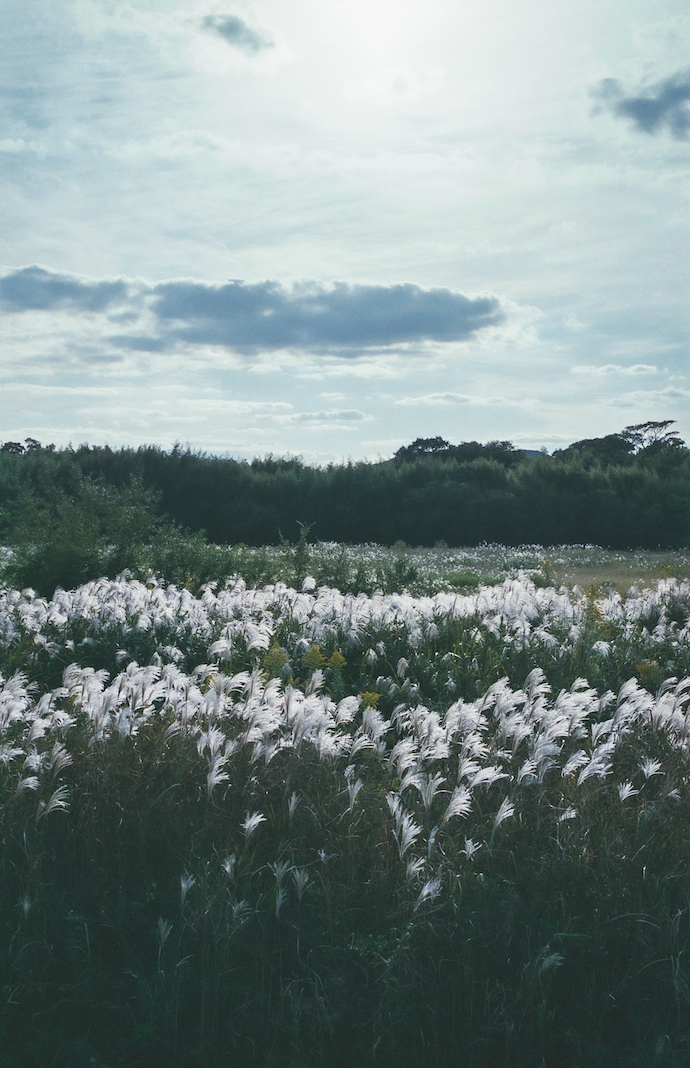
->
[0,554,689,1066]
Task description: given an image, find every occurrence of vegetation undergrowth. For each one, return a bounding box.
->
[0,570,689,1066]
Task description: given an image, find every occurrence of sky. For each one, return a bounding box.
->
[1,0,688,463]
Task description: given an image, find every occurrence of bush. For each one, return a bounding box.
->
[3,475,166,597]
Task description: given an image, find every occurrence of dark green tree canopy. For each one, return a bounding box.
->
[621,420,684,452]
[394,436,450,461]
[1,421,688,556]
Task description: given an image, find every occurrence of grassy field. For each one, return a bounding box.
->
[302,543,690,592]
[149,539,690,597]
[0,548,689,1066]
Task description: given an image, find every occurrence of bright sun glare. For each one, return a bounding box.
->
[330,0,446,107]
[332,0,423,62]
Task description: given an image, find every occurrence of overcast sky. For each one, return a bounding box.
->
[1,0,688,461]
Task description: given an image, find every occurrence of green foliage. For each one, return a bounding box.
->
[1,473,168,597]
[280,520,314,589]
[1,424,687,552]
[375,555,419,594]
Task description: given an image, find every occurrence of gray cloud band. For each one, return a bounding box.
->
[200,15,272,53]
[0,266,129,312]
[592,69,690,139]
[0,268,505,355]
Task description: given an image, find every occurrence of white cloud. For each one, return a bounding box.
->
[606,385,690,408]
[290,409,368,424]
[570,364,658,376]
[395,392,525,408]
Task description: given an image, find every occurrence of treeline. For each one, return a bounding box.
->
[0,422,688,560]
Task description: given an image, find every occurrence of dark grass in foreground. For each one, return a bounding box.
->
[2,703,689,1068]
[0,573,689,1066]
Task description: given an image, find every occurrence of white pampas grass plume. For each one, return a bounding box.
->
[231,899,250,926]
[441,785,473,826]
[561,751,589,779]
[242,810,266,839]
[394,811,421,860]
[288,792,300,825]
[180,872,196,908]
[35,784,70,821]
[618,781,639,802]
[414,877,441,912]
[468,765,508,790]
[275,886,287,918]
[292,868,311,903]
[405,855,426,884]
[538,951,565,974]
[48,742,72,778]
[206,756,229,798]
[270,860,292,888]
[399,769,423,795]
[14,776,39,798]
[387,792,421,860]
[346,775,364,812]
[462,838,481,860]
[577,750,613,786]
[493,797,515,830]
[157,917,173,947]
[640,756,662,779]
[419,772,446,812]
[164,720,182,742]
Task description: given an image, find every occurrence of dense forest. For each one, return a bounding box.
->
[0,421,688,593]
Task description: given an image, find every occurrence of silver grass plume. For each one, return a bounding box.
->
[618,781,639,801]
[419,772,446,812]
[275,887,287,918]
[493,797,515,830]
[561,750,589,779]
[292,868,311,903]
[405,855,426,884]
[345,765,364,812]
[577,747,613,786]
[231,899,251,927]
[287,791,300,825]
[640,756,662,779]
[242,810,266,839]
[462,838,481,860]
[441,785,472,826]
[14,776,39,798]
[387,792,421,860]
[414,877,442,912]
[157,917,173,946]
[157,917,173,969]
[48,741,72,778]
[35,784,70,821]
[180,872,196,908]
[206,755,229,797]
[270,860,292,889]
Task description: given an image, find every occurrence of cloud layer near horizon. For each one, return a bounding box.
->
[0,267,504,355]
